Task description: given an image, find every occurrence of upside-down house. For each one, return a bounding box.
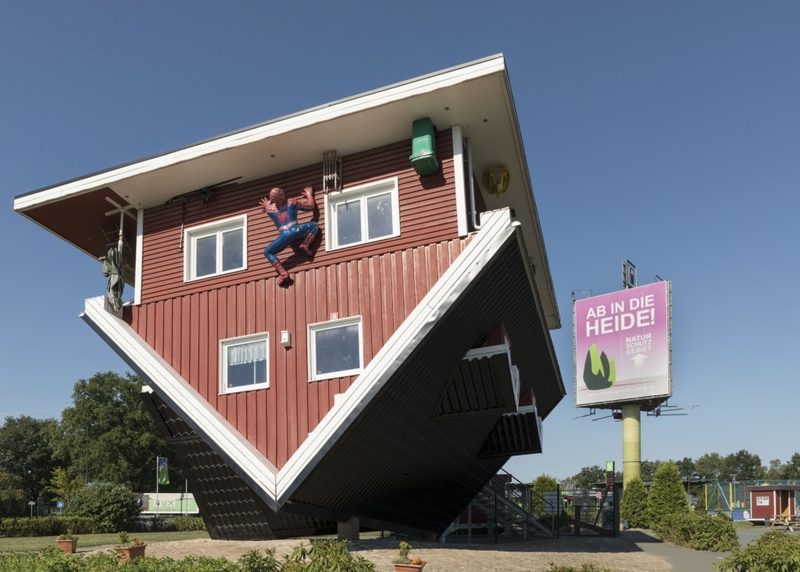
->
[14,55,565,540]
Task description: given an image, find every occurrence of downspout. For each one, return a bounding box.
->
[466,137,481,230]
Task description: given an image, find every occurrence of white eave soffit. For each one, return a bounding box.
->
[13,55,509,213]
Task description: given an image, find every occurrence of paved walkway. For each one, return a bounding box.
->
[619,525,797,571]
[619,529,729,571]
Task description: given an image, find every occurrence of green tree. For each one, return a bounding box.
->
[640,460,663,482]
[47,467,85,505]
[722,449,763,481]
[695,453,723,481]
[647,462,689,529]
[51,371,184,492]
[63,483,140,533]
[675,457,695,479]
[0,415,58,502]
[530,474,558,517]
[764,459,785,480]
[0,471,27,517]
[571,465,606,488]
[783,453,800,479]
[620,476,648,528]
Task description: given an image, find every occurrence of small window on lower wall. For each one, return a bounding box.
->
[308,316,362,381]
[220,333,268,394]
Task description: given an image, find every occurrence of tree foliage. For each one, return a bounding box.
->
[47,467,84,505]
[0,471,27,518]
[51,371,183,492]
[530,474,558,517]
[620,476,648,528]
[695,452,723,481]
[0,415,57,502]
[571,465,606,488]
[721,449,764,481]
[63,483,140,533]
[646,462,689,529]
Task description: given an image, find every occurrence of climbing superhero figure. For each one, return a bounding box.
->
[259,185,318,285]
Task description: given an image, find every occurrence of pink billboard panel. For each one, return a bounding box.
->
[574,281,672,407]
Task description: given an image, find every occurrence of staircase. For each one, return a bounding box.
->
[444,469,555,540]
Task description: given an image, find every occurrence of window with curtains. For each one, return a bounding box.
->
[220,333,268,393]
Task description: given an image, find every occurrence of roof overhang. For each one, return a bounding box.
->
[81,209,564,523]
[14,54,559,328]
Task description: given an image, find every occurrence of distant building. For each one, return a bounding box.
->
[15,55,565,539]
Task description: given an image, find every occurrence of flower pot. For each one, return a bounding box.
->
[117,544,146,560]
[394,561,426,572]
[57,538,78,553]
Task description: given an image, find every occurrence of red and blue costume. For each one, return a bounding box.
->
[260,186,318,285]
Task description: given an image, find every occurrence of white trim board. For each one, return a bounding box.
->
[15,56,506,212]
[83,208,518,509]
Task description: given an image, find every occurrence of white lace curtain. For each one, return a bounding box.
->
[227,340,266,366]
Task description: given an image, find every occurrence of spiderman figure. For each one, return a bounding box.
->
[259,185,318,285]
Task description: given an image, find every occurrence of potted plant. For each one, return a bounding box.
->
[392,541,425,572]
[115,531,147,560]
[56,529,78,553]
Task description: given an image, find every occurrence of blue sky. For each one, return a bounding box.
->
[1,1,798,482]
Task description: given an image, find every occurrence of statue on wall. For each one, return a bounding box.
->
[260,185,318,285]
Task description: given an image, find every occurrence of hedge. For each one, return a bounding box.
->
[0,516,94,537]
[654,512,739,552]
[0,540,376,571]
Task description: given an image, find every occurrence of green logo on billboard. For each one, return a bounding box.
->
[583,344,615,390]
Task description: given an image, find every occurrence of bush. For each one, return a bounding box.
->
[0,515,93,536]
[646,462,689,529]
[171,516,206,531]
[531,474,559,518]
[655,512,738,552]
[63,483,139,533]
[620,476,648,528]
[283,539,376,572]
[716,530,800,571]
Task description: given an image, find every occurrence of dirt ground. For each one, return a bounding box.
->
[116,535,672,572]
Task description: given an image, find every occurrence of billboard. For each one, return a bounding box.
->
[574,281,672,407]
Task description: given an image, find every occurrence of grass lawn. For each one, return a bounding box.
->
[0,530,209,553]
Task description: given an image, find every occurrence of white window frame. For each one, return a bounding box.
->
[220,332,269,394]
[184,214,247,282]
[308,316,363,382]
[324,177,400,251]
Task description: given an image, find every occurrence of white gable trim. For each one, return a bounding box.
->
[83,208,516,508]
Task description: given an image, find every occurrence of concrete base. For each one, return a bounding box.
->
[337,517,360,541]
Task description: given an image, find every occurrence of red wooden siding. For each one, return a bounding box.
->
[128,239,470,468]
[139,129,455,304]
[127,129,474,469]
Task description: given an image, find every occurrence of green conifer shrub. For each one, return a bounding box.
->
[646,462,689,529]
[620,476,649,528]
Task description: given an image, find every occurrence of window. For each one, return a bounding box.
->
[220,333,268,393]
[185,215,247,281]
[325,178,399,250]
[308,316,362,381]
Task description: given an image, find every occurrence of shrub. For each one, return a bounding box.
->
[0,515,93,536]
[716,530,800,571]
[620,476,648,528]
[171,516,206,531]
[655,512,738,552]
[63,483,139,533]
[531,474,559,517]
[284,539,376,572]
[646,462,689,529]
